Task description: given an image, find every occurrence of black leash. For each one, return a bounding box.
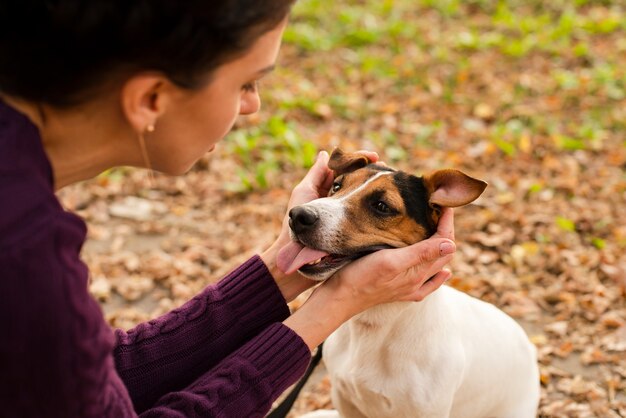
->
[267,342,324,418]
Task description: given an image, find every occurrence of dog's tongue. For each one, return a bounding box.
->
[277,241,329,274]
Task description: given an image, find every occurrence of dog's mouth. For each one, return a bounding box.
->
[277,240,393,280]
[298,252,358,276]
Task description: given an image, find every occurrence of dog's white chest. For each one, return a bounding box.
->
[333,371,392,413]
[324,304,456,417]
[322,288,540,418]
[331,364,417,417]
[329,353,456,418]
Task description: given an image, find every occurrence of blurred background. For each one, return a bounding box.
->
[58,0,625,416]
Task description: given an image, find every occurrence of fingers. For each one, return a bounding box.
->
[408,269,451,302]
[384,237,456,275]
[353,150,379,163]
[435,207,455,241]
[415,252,454,285]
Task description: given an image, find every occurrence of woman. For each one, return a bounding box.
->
[0,1,456,416]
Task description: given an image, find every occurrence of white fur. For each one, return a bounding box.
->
[334,171,394,203]
[301,286,539,418]
[297,197,344,251]
[298,171,394,254]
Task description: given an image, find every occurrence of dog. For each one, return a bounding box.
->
[278,149,540,418]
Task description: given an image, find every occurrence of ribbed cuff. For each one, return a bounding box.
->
[216,255,291,335]
[238,323,312,397]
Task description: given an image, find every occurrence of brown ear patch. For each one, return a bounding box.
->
[328,148,374,177]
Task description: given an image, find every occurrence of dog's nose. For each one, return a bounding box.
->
[289,206,319,234]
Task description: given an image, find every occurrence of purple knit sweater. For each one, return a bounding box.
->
[0,100,311,417]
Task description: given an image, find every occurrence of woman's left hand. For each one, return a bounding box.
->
[261,149,379,302]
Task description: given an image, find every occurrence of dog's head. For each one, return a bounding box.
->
[277,148,487,281]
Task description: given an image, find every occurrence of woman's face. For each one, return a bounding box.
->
[146,19,287,175]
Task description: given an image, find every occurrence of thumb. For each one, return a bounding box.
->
[302,150,331,185]
[289,151,333,208]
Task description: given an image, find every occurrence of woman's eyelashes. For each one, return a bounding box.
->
[242,80,258,93]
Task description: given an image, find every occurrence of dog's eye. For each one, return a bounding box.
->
[331,182,341,193]
[374,201,391,214]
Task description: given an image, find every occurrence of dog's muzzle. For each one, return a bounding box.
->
[289,206,319,235]
[279,204,394,281]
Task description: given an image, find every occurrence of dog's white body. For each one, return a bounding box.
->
[303,285,539,418]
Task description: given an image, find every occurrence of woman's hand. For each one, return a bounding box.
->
[325,207,455,311]
[284,207,456,350]
[261,150,379,302]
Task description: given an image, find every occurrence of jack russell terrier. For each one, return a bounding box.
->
[277,149,540,418]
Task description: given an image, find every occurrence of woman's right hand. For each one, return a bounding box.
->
[283,207,456,350]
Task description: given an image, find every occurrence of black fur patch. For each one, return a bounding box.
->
[393,172,438,237]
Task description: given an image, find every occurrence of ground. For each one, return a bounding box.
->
[58,1,625,416]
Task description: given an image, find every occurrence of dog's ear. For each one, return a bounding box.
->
[328,148,374,177]
[423,169,487,208]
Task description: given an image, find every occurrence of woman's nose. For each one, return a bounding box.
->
[240,91,261,115]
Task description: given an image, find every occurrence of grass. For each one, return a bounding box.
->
[224,0,625,191]
[225,115,318,192]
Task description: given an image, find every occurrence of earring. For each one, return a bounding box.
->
[138,123,156,185]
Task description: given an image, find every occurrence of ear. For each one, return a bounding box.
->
[328,148,375,177]
[423,169,487,208]
[120,73,170,133]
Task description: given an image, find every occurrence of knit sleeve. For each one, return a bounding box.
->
[1,212,310,418]
[0,208,136,418]
[114,255,296,412]
[139,323,311,418]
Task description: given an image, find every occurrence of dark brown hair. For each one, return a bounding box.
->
[0,0,295,106]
